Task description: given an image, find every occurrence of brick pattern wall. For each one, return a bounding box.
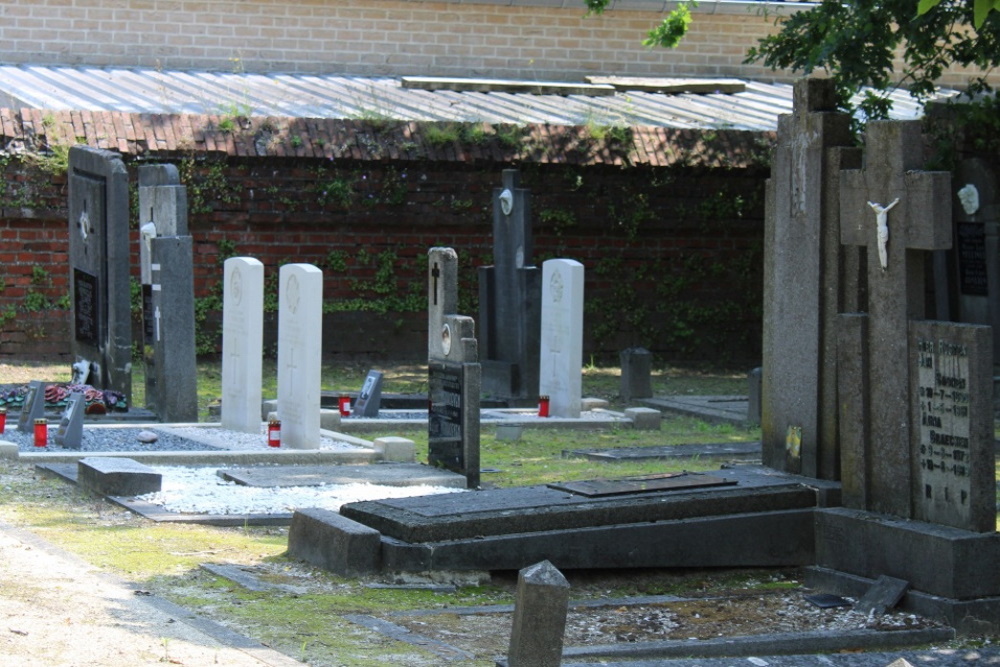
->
[0,111,769,364]
[0,0,803,83]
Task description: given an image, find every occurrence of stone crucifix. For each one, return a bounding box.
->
[839,120,952,519]
[867,197,899,270]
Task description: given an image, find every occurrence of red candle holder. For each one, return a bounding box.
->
[33,418,47,447]
[538,395,550,418]
[267,419,281,448]
[0,407,6,434]
[338,395,351,417]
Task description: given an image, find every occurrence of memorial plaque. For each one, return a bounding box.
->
[910,320,994,532]
[956,222,988,296]
[73,268,99,345]
[353,370,384,418]
[53,392,86,450]
[429,360,464,469]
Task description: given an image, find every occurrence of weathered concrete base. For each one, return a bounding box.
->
[287,507,382,576]
[77,457,162,496]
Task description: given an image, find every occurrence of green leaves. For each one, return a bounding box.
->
[917,0,1000,27]
[643,3,693,49]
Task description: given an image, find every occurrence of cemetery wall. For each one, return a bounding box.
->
[0,113,768,366]
[0,0,990,89]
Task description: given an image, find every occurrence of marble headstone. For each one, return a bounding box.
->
[539,259,584,418]
[221,257,265,434]
[277,263,323,450]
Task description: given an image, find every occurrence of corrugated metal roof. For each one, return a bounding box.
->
[0,65,949,132]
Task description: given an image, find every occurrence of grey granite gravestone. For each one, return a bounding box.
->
[352,370,384,417]
[838,119,953,518]
[620,347,652,402]
[68,146,132,406]
[53,391,85,449]
[138,165,197,423]
[478,169,541,403]
[16,380,45,432]
[428,247,481,489]
[762,78,860,480]
[504,560,570,667]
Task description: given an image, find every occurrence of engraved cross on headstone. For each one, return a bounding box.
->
[838,120,952,518]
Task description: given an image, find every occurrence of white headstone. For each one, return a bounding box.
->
[221,257,265,434]
[277,263,324,450]
[539,259,584,418]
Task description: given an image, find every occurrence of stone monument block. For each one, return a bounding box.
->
[277,263,323,450]
[539,259,584,418]
[222,257,265,434]
[68,146,132,405]
[506,560,570,667]
[52,392,85,450]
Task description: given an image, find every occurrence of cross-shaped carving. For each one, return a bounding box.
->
[839,119,952,518]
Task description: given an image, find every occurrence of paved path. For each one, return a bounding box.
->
[0,520,301,666]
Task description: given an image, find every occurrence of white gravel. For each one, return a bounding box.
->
[136,466,464,515]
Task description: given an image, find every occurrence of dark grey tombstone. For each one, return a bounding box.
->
[143,236,198,422]
[53,392,86,450]
[854,575,909,617]
[762,78,859,480]
[478,169,541,402]
[352,370,384,417]
[619,347,652,401]
[137,164,197,423]
[68,146,132,406]
[505,560,570,667]
[428,247,481,489]
[910,321,994,532]
[838,119,952,518]
[16,381,45,432]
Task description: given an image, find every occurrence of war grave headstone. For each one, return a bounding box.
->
[428,247,482,489]
[352,370,384,417]
[539,258,584,418]
[277,263,323,449]
[810,118,1000,631]
[138,164,197,423]
[478,169,541,403]
[68,145,132,406]
[761,78,861,480]
[221,257,265,434]
[52,392,86,449]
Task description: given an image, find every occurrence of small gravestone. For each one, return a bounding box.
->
[68,146,132,406]
[539,259,584,418]
[221,257,265,434]
[478,169,541,402]
[428,247,481,489]
[138,165,197,423]
[16,381,45,432]
[53,392,86,449]
[747,367,762,426]
[854,574,909,617]
[352,370,384,417]
[619,347,652,402]
[277,263,324,449]
[505,560,570,667]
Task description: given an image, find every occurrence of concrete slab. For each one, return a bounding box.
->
[565,441,761,462]
[219,463,467,489]
[639,395,749,425]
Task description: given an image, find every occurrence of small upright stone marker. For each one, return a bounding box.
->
[53,392,86,449]
[506,560,570,667]
[17,381,45,432]
[277,263,324,449]
[352,370,384,418]
[221,257,265,434]
[539,259,584,418]
[620,347,653,402]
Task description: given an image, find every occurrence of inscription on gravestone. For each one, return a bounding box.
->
[429,361,464,466]
[956,223,988,296]
[73,269,99,346]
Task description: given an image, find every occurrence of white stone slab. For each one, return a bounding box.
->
[277,263,324,450]
[221,257,264,434]
[539,259,584,418]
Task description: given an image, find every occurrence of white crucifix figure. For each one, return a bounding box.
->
[867,198,899,271]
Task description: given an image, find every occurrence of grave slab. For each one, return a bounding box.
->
[78,457,162,496]
[288,507,381,576]
[218,463,466,489]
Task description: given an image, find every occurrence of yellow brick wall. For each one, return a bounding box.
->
[0,0,988,88]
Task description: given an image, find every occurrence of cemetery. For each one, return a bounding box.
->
[4,78,1000,665]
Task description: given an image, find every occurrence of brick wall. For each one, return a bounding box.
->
[0,112,770,366]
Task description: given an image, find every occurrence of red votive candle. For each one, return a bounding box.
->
[0,407,6,434]
[33,418,47,447]
[538,395,550,418]
[267,419,281,447]
[338,395,351,417]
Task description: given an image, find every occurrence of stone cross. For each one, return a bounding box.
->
[761,78,860,479]
[838,119,952,518]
